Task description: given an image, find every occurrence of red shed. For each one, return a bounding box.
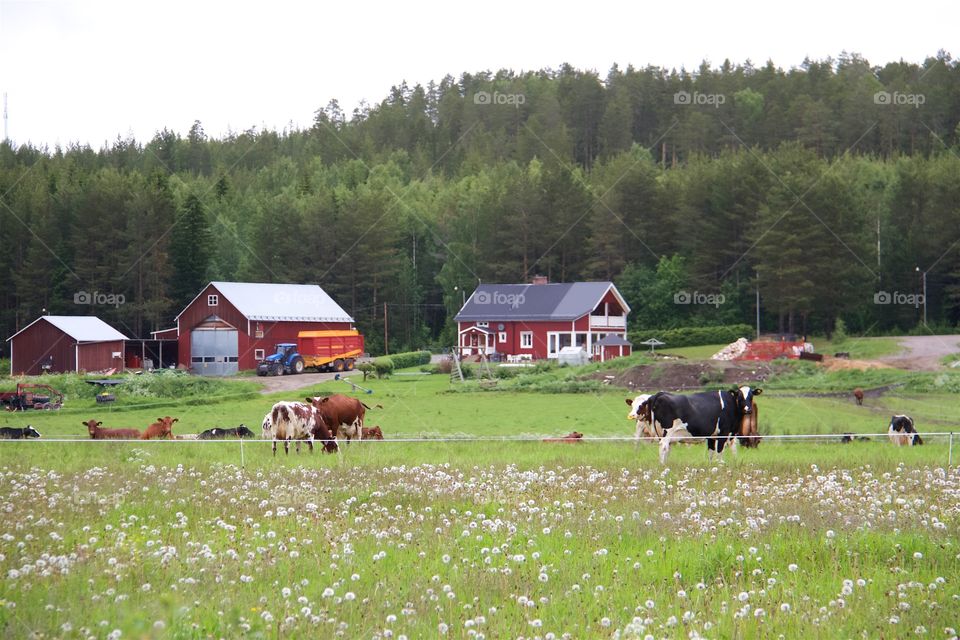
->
[593,333,633,362]
[170,282,355,376]
[6,315,129,375]
[454,278,630,361]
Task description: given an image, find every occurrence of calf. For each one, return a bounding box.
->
[0,426,41,439]
[261,413,272,438]
[84,420,141,440]
[142,417,178,440]
[361,425,384,440]
[889,415,923,446]
[198,425,255,439]
[737,399,761,448]
[853,388,864,406]
[543,431,584,443]
[269,401,338,456]
[626,394,657,443]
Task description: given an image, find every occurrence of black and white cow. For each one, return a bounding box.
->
[197,425,255,439]
[648,386,761,463]
[888,415,923,446]
[0,426,41,439]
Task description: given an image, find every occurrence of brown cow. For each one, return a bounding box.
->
[853,388,864,406]
[306,395,375,443]
[84,419,141,440]
[543,431,584,443]
[142,417,178,440]
[737,400,761,448]
[361,426,384,440]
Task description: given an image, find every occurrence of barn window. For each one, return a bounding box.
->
[520,331,533,348]
[207,294,219,306]
[255,329,264,338]
[254,349,265,360]
[498,331,507,343]
[476,321,489,328]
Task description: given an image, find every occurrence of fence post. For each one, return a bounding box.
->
[949,432,954,468]
[240,436,245,468]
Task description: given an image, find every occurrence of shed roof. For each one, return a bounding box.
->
[454,282,629,322]
[7,316,129,343]
[596,334,632,346]
[176,282,354,323]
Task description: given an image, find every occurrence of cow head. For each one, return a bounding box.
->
[84,419,103,436]
[24,426,41,439]
[237,425,254,438]
[729,386,761,416]
[626,394,652,421]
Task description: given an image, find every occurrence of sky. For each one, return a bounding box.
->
[0,0,957,148]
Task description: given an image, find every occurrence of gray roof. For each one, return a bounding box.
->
[177,282,354,323]
[596,333,632,346]
[7,316,129,342]
[455,282,629,322]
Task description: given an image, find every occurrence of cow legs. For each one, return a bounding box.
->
[306,436,314,454]
[273,439,278,457]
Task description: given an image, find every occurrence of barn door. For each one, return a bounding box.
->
[190,328,239,376]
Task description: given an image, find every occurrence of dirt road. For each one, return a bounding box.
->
[877,335,960,371]
[251,370,364,395]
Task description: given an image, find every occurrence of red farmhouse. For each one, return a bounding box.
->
[455,278,631,361]
[159,282,354,376]
[7,315,128,375]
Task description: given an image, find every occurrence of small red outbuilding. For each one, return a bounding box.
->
[7,315,129,375]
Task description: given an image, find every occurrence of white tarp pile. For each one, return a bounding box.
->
[711,337,750,361]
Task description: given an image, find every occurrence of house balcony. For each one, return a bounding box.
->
[589,315,626,329]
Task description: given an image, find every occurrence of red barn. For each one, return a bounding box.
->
[7,315,128,375]
[455,278,630,361]
[168,282,355,376]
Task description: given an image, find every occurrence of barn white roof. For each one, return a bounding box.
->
[6,316,129,342]
[178,282,354,323]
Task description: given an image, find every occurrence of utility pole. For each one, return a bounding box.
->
[383,301,389,355]
[755,269,761,340]
[2,93,7,142]
[916,267,927,326]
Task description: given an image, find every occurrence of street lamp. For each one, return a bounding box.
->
[915,267,927,325]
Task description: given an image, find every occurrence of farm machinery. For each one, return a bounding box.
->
[0,383,64,411]
[256,329,364,376]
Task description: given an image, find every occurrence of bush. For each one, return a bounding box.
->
[385,350,432,370]
[372,357,395,378]
[629,324,754,348]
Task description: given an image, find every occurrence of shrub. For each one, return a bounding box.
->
[629,324,754,348]
[357,362,376,381]
[372,357,395,378]
[385,350,432,369]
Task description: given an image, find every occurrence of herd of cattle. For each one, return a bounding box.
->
[625,385,924,463]
[0,386,931,460]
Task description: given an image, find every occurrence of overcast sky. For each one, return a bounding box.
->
[1,0,956,148]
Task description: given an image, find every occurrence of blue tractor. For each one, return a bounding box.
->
[256,343,306,376]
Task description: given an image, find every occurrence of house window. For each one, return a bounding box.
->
[255,329,264,338]
[208,294,219,306]
[254,349,265,360]
[477,321,489,328]
[520,331,533,348]
[499,331,507,344]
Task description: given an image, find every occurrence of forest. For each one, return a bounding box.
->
[1,52,959,354]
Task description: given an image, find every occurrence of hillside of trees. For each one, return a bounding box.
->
[1,52,959,354]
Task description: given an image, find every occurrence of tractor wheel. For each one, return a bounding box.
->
[345,358,355,371]
[292,358,305,374]
[333,359,345,372]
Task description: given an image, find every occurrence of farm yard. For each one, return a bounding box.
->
[1,345,960,638]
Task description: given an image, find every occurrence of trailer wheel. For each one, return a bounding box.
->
[333,359,345,372]
[292,358,305,374]
[345,359,355,371]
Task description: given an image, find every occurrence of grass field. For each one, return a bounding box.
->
[1,358,958,638]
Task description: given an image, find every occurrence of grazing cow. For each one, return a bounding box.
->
[840,433,871,443]
[853,388,864,406]
[648,386,762,464]
[361,425,384,440]
[269,401,337,456]
[626,394,658,442]
[889,415,923,446]
[306,395,376,443]
[543,431,584,443]
[198,425,255,439]
[84,420,141,440]
[0,426,41,439]
[141,417,178,440]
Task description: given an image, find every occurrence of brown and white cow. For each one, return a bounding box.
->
[889,415,923,446]
[268,401,338,456]
[306,395,376,443]
[625,394,657,443]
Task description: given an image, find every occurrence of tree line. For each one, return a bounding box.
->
[1,53,959,355]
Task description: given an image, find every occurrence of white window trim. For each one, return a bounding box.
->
[520,331,533,348]
[476,321,489,328]
[498,331,507,343]
[254,348,265,360]
[208,294,219,306]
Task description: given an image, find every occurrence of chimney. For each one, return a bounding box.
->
[531,275,548,285]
